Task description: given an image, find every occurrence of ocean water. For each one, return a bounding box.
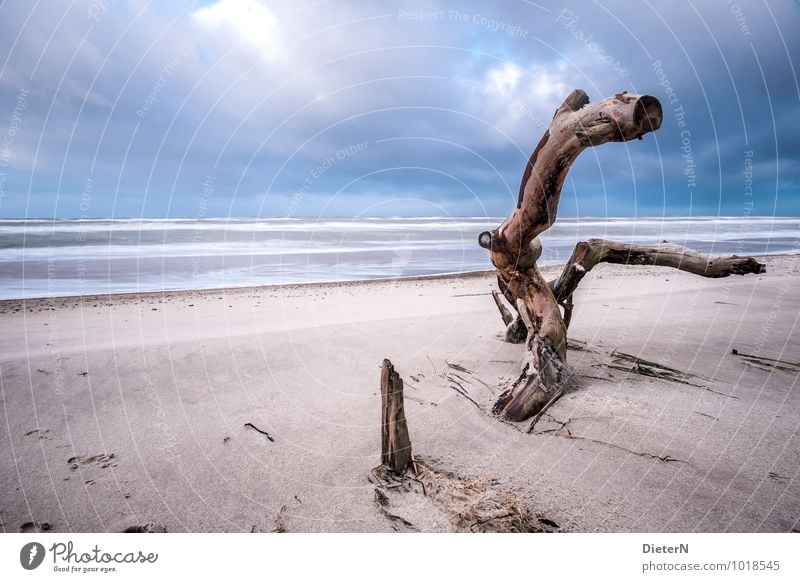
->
[0,216,797,300]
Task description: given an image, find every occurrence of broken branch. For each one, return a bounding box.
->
[550,239,767,303]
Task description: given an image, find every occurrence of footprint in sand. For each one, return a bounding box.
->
[67,453,117,471]
[121,523,167,533]
[67,454,118,484]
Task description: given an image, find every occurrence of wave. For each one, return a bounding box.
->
[1,216,797,300]
[0,241,471,262]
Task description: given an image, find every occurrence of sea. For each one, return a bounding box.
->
[0,216,797,300]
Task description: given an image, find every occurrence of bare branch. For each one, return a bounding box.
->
[550,239,767,302]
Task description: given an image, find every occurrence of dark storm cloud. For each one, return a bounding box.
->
[0,0,797,218]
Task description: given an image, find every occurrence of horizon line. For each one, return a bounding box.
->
[2,214,798,221]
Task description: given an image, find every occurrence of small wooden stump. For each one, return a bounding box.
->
[380,359,413,475]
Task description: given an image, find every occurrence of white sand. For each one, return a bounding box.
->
[1,255,798,532]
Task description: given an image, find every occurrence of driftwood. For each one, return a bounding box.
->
[491,289,514,326]
[244,422,275,442]
[550,239,766,303]
[380,359,413,474]
[481,89,766,422]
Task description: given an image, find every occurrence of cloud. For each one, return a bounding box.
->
[0,0,797,218]
[191,0,285,62]
[464,62,571,144]
[486,63,522,94]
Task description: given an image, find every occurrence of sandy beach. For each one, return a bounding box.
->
[1,254,798,533]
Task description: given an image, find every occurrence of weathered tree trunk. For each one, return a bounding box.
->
[380,359,413,474]
[482,90,766,422]
[481,90,663,422]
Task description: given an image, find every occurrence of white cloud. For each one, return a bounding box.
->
[463,63,573,146]
[483,64,567,104]
[192,0,285,62]
[529,70,567,101]
[486,63,522,94]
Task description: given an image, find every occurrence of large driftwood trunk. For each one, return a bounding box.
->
[380,359,413,474]
[481,90,765,422]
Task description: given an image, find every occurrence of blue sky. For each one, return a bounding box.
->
[0,0,798,218]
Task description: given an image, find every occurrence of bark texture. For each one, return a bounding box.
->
[491,289,514,326]
[483,90,765,422]
[380,359,413,474]
[484,90,664,422]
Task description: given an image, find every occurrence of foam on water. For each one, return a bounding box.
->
[0,216,796,299]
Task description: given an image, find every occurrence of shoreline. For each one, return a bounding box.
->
[0,268,505,307]
[2,251,795,307]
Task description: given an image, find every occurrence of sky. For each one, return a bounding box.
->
[0,0,798,219]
